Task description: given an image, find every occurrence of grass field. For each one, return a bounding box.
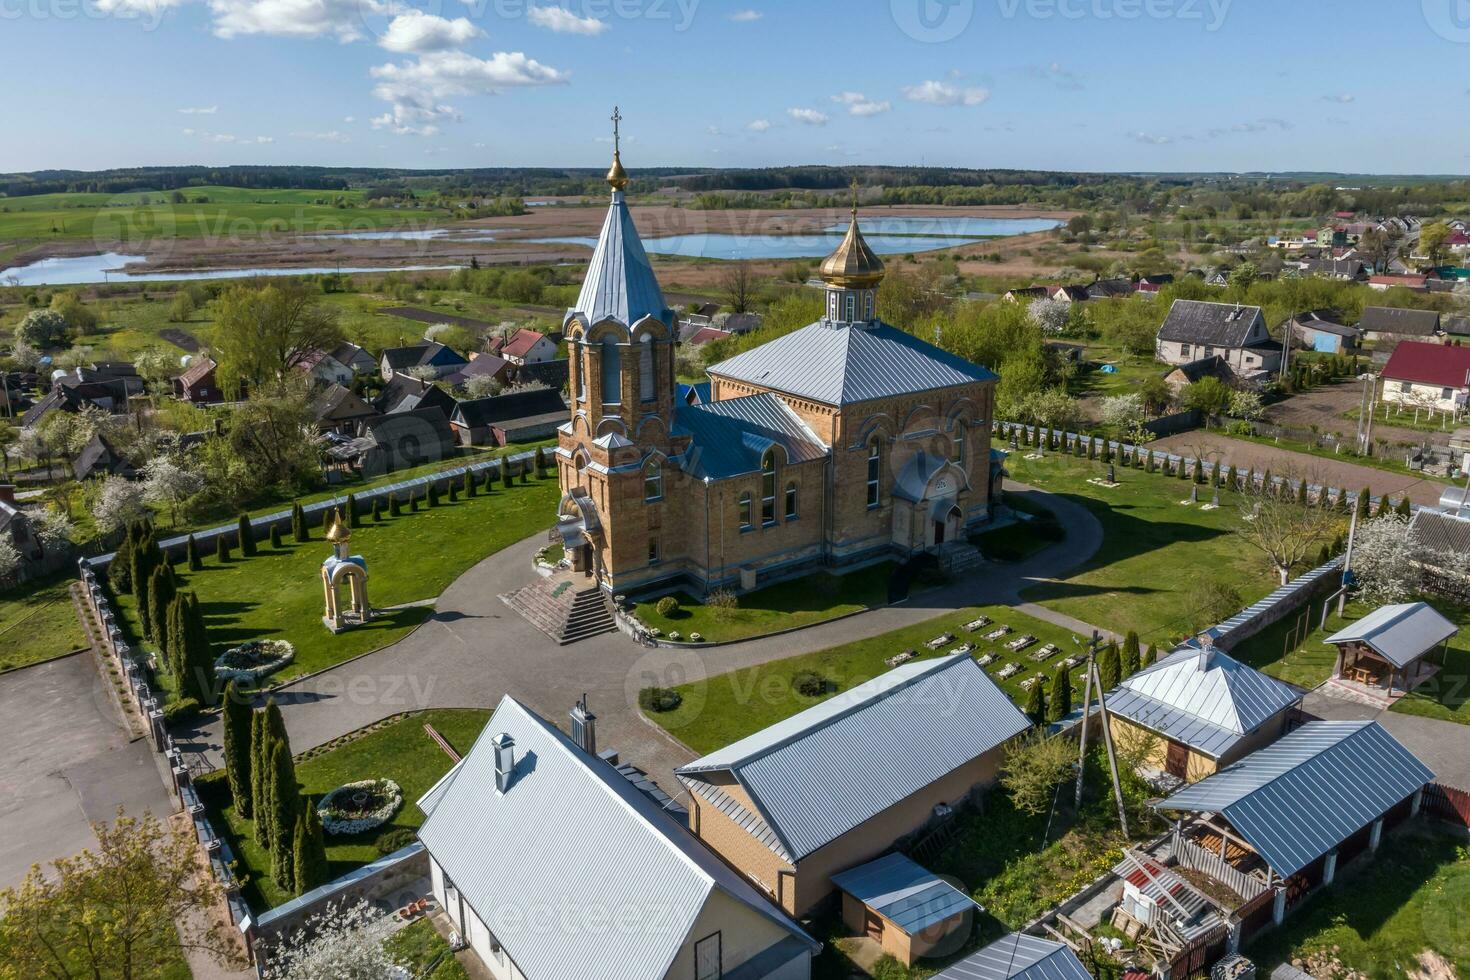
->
[387,919,471,979]
[1006,452,1303,647]
[1235,595,1470,725]
[0,573,89,672]
[631,563,892,643]
[649,603,1090,755]
[0,186,450,243]
[216,708,491,911]
[1248,826,1470,978]
[112,476,559,693]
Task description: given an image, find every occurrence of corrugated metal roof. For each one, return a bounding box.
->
[567,190,672,331]
[706,321,996,407]
[677,656,1029,861]
[673,392,828,480]
[1410,508,1470,557]
[830,852,979,935]
[1156,721,1434,877]
[417,696,816,979]
[1113,646,1301,748]
[932,933,1093,980]
[1105,687,1244,758]
[1324,602,1458,669]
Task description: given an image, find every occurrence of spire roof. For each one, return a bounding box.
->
[819,190,885,288]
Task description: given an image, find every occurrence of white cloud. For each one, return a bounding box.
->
[527,5,609,35]
[380,11,481,53]
[746,118,771,132]
[343,116,356,124]
[293,129,351,142]
[371,50,568,136]
[1129,131,1172,145]
[786,107,828,126]
[177,105,219,115]
[831,91,889,117]
[94,0,187,25]
[728,8,761,20]
[1322,93,1355,103]
[183,128,274,144]
[208,0,385,41]
[902,80,989,106]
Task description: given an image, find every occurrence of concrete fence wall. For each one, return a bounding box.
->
[250,843,429,954]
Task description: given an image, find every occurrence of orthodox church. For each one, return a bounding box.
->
[554,139,1000,596]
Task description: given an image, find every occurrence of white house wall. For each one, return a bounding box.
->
[1383,379,1466,413]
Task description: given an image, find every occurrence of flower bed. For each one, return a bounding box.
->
[213,639,295,683]
[316,778,404,836]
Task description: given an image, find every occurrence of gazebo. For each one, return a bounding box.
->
[321,510,372,633]
[1325,602,1456,699]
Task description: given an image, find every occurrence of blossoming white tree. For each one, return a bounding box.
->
[261,900,399,980]
[143,455,205,527]
[1026,296,1070,336]
[1349,514,1423,604]
[92,476,149,535]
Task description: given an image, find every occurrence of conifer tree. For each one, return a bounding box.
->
[292,502,307,542]
[448,481,458,503]
[427,482,440,507]
[463,469,475,498]
[535,446,548,477]
[1144,643,1158,666]
[268,740,298,891]
[146,565,175,648]
[111,523,139,593]
[222,681,253,816]
[1396,495,1412,517]
[389,494,402,517]
[186,533,202,571]
[1356,487,1372,520]
[409,490,419,512]
[1023,678,1045,725]
[347,493,359,528]
[1099,642,1121,691]
[371,497,384,521]
[1046,667,1072,723]
[238,514,256,557]
[1122,631,1141,677]
[166,594,188,684]
[215,534,230,562]
[250,711,271,847]
[292,805,328,895]
[1295,480,1309,506]
[502,459,515,489]
[270,524,283,549]
[1375,495,1392,518]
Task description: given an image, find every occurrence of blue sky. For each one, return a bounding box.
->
[4,0,1468,174]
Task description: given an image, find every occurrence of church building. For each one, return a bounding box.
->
[554,140,1000,596]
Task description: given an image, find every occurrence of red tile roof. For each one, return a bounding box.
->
[1370,274,1427,287]
[1382,341,1470,388]
[501,328,551,359]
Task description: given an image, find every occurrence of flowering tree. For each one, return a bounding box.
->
[261,900,398,980]
[1100,393,1145,429]
[1026,296,1070,336]
[1228,389,1265,422]
[463,374,503,399]
[92,476,149,535]
[1349,515,1421,604]
[0,536,21,584]
[1233,475,1342,584]
[143,455,205,527]
[35,509,74,552]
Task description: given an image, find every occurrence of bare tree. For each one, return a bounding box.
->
[1234,473,1342,584]
[718,262,754,314]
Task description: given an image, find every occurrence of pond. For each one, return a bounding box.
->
[820,216,1062,237]
[526,232,984,260]
[320,228,512,241]
[0,252,464,286]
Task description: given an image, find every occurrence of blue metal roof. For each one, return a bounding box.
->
[417,696,817,979]
[1157,721,1434,877]
[707,320,996,406]
[674,391,828,480]
[566,189,672,331]
[677,656,1029,861]
[830,852,980,935]
[932,933,1093,980]
[1324,602,1458,669]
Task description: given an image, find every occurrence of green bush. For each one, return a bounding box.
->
[655,596,680,618]
[164,698,201,725]
[639,687,682,713]
[376,827,419,855]
[792,671,831,697]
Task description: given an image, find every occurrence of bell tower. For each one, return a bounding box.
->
[818,182,886,327]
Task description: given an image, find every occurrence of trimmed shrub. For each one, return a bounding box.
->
[270,524,283,548]
[428,483,441,507]
[792,671,831,697]
[186,534,202,572]
[372,497,384,522]
[463,469,476,498]
[238,514,256,557]
[389,494,402,517]
[655,595,680,617]
[375,827,418,855]
[215,534,230,562]
[163,697,201,725]
[639,687,682,713]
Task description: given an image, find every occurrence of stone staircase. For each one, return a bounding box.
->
[939,540,985,575]
[502,576,617,645]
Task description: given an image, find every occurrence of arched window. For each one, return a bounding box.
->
[785,482,798,519]
[843,293,856,322]
[574,450,589,485]
[738,493,753,530]
[865,291,875,320]
[576,340,587,403]
[639,335,655,403]
[866,440,881,508]
[952,420,966,464]
[600,335,621,406]
[760,450,777,525]
[643,459,663,502]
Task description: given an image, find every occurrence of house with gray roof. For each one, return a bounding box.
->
[1107,638,1302,782]
[676,655,1029,915]
[831,852,980,967]
[1155,300,1282,377]
[417,695,818,980]
[1156,721,1433,927]
[1325,601,1456,701]
[1358,306,1441,346]
[931,933,1092,980]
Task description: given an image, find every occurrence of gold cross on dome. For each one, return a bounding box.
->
[611,106,622,154]
[849,177,860,217]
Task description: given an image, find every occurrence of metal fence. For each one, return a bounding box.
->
[1169,832,1270,902]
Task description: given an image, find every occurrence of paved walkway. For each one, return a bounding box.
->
[1150,431,1452,507]
[187,484,1108,795]
[1302,686,1470,791]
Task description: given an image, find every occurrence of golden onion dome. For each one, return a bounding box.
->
[606,150,629,191]
[324,511,351,543]
[819,207,885,289]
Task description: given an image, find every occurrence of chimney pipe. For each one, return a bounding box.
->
[492,733,516,793]
[1197,632,1215,670]
[0,485,14,506]
[571,694,597,757]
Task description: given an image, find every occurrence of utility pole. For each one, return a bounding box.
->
[1073,631,1098,810]
[1338,505,1359,618]
[1072,630,1130,837]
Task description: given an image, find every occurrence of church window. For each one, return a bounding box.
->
[639,334,656,402]
[785,482,798,519]
[644,459,663,501]
[648,538,660,565]
[952,421,966,464]
[866,440,881,508]
[843,293,855,322]
[761,451,777,525]
[601,336,622,405]
[865,291,875,319]
[738,493,753,530]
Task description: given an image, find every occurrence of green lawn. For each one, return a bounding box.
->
[650,604,1092,755]
[632,563,892,643]
[1006,452,1303,648]
[1344,401,1467,436]
[1235,596,1470,725]
[386,919,471,979]
[1248,826,1470,978]
[0,573,88,672]
[1068,342,1161,401]
[217,708,491,911]
[112,477,560,694]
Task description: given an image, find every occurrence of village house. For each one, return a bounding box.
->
[373,374,459,418]
[309,383,377,436]
[444,353,513,390]
[21,378,129,427]
[676,655,1030,917]
[1358,307,1441,346]
[1301,257,1368,282]
[931,932,1093,980]
[490,327,559,366]
[173,356,224,405]
[1162,356,1233,395]
[379,342,469,381]
[1106,638,1302,783]
[351,408,456,474]
[830,853,980,967]
[1369,273,1429,292]
[417,695,820,980]
[450,387,567,447]
[1085,277,1135,300]
[72,432,136,482]
[554,148,1000,595]
[1379,341,1470,414]
[1155,300,1282,377]
[1288,309,1359,354]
